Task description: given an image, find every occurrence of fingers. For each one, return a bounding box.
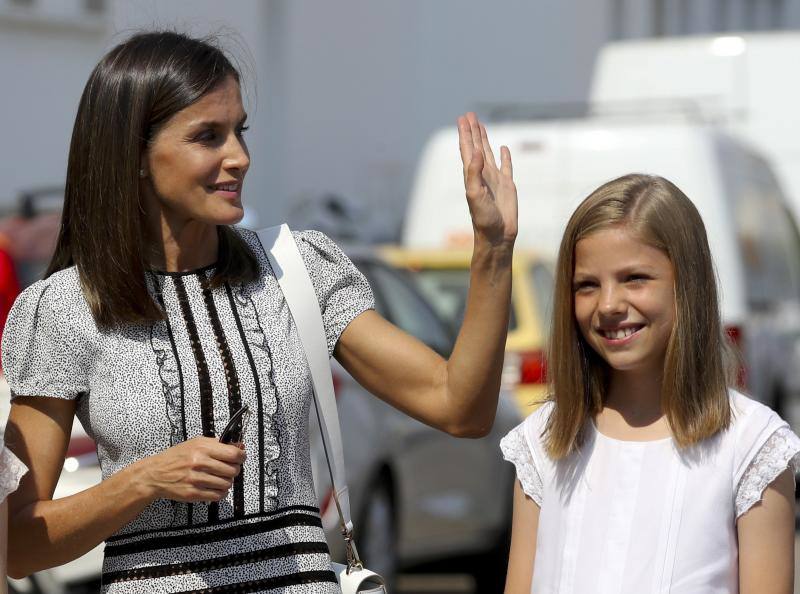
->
[500,145,513,177]
[479,123,496,169]
[197,458,242,480]
[457,115,473,176]
[466,149,485,198]
[467,112,483,159]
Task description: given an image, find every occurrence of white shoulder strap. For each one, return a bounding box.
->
[258,224,354,534]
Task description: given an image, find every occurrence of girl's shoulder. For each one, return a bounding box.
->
[726,388,797,483]
[728,388,786,436]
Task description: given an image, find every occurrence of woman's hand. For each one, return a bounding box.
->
[458,112,518,248]
[139,437,246,503]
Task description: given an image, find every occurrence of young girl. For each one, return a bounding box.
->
[501,174,800,594]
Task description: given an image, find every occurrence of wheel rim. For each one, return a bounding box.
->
[360,486,396,579]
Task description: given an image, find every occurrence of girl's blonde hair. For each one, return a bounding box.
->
[545,173,733,459]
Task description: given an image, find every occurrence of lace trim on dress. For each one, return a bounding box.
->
[735,426,800,518]
[500,424,543,505]
[0,446,27,502]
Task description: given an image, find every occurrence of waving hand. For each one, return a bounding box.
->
[457,112,518,248]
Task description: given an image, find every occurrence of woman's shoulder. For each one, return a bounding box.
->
[233,225,348,269]
[10,267,86,321]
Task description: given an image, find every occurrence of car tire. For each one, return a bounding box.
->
[357,478,397,587]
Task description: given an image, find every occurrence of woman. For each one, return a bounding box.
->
[2,31,517,593]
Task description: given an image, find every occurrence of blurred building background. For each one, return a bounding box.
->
[3,0,799,238]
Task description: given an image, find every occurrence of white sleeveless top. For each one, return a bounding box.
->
[500,390,800,594]
[0,443,26,503]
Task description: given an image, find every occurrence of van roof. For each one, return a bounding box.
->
[403,117,750,319]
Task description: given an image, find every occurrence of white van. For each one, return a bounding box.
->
[402,116,800,428]
[590,32,800,223]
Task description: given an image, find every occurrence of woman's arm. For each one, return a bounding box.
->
[335,113,517,437]
[504,480,538,594]
[737,468,795,594]
[6,396,245,577]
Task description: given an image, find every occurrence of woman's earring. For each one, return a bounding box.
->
[139,168,146,178]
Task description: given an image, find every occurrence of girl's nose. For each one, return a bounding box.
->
[599,284,625,316]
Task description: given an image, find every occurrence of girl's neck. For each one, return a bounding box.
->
[602,367,665,429]
[146,217,219,273]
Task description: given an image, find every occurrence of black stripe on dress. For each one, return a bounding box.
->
[225,283,267,514]
[153,280,194,526]
[201,279,245,518]
[174,275,218,522]
[103,512,323,557]
[105,505,321,542]
[102,541,330,584]
[176,571,338,594]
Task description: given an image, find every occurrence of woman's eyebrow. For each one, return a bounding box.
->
[187,113,248,128]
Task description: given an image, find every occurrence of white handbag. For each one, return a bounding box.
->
[260,224,389,594]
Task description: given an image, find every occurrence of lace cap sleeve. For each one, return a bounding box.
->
[0,445,27,502]
[293,230,375,357]
[500,421,543,505]
[735,426,800,518]
[1,274,91,401]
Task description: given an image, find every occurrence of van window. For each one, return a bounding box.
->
[720,147,800,305]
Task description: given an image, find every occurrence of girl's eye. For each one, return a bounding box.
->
[236,125,250,137]
[573,281,597,292]
[626,274,649,284]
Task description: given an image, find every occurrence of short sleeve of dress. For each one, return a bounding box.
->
[1,277,91,401]
[500,418,544,505]
[735,426,800,518]
[0,445,27,503]
[294,230,375,357]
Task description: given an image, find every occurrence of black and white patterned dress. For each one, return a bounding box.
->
[2,228,374,594]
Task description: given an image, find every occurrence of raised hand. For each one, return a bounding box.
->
[457,112,518,248]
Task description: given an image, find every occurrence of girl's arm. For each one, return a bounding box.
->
[6,396,245,577]
[1,497,8,594]
[737,468,795,594]
[335,112,517,438]
[504,480,538,594]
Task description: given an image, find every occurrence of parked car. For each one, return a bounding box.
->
[378,246,553,417]
[403,116,800,433]
[313,245,520,592]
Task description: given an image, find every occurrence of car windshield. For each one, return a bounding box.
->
[412,267,518,332]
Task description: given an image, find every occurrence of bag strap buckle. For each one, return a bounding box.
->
[343,527,364,574]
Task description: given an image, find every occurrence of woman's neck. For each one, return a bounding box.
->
[146,217,219,273]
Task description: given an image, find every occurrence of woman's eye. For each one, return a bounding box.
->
[236,125,250,137]
[573,281,596,292]
[195,130,217,143]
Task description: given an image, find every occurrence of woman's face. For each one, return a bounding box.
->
[572,226,676,377]
[141,75,249,228]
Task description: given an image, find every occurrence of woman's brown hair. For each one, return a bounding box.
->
[47,31,259,329]
[545,173,733,459]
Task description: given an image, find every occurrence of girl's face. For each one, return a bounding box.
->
[573,226,676,376]
[141,75,249,229]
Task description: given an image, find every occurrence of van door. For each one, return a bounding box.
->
[718,143,800,421]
